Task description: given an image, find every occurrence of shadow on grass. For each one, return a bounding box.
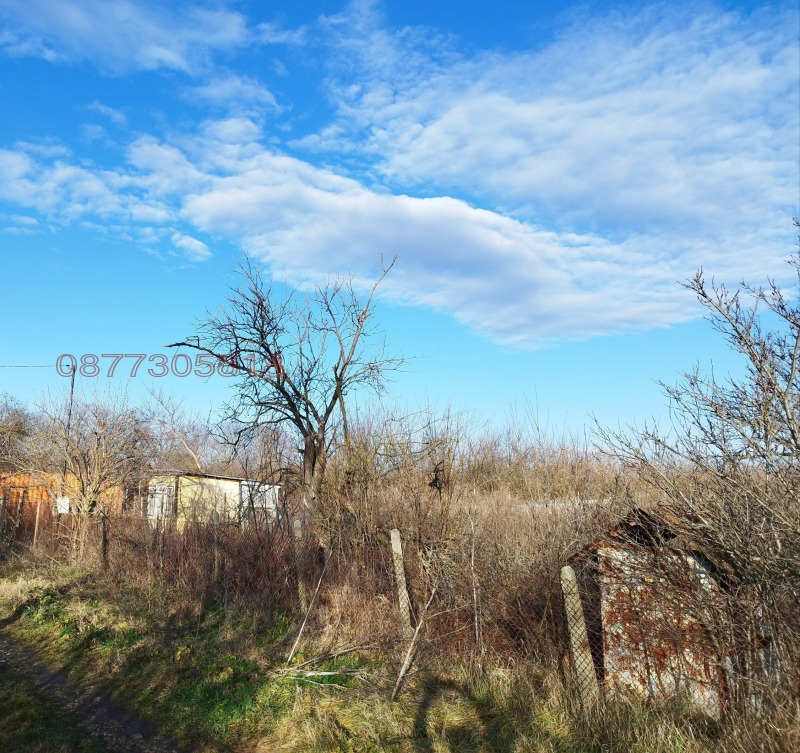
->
[0,597,32,630]
[410,676,521,753]
[0,660,115,753]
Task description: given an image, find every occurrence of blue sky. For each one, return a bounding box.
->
[0,0,798,437]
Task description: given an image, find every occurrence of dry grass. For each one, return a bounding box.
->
[1,409,797,752]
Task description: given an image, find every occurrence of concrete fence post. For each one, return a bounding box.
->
[390,528,414,638]
[293,518,308,613]
[561,564,600,707]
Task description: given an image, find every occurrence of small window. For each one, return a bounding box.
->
[147,486,174,518]
[239,481,278,524]
[239,481,275,509]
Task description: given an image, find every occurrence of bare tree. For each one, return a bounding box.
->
[0,393,34,473]
[143,389,233,475]
[599,223,800,707]
[22,389,153,514]
[168,257,403,505]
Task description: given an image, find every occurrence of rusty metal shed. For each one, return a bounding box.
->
[567,508,759,716]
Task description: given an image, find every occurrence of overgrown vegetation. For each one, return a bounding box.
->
[1,239,799,751]
[0,560,730,753]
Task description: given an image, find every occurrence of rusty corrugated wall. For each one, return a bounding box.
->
[565,509,744,716]
[596,544,727,716]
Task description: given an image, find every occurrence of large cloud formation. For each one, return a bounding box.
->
[0,1,797,346]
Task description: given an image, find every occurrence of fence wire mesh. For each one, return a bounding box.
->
[1,482,795,723]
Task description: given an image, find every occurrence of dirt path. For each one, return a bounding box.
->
[0,633,191,753]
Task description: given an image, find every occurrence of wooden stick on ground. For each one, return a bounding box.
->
[391,581,439,701]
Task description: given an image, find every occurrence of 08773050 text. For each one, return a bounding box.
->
[55,353,244,379]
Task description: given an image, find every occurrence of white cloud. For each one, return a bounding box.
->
[9,214,38,226]
[164,126,787,343]
[188,74,279,115]
[200,117,265,145]
[0,3,796,347]
[0,143,175,223]
[0,105,795,345]
[1,212,39,234]
[306,2,799,237]
[13,141,71,158]
[0,27,60,59]
[171,231,211,261]
[81,123,109,143]
[87,102,127,127]
[0,0,249,73]
[125,137,210,196]
[255,21,307,46]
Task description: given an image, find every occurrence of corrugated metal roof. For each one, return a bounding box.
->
[149,470,279,485]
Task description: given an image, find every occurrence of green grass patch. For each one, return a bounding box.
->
[0,564,761,753]
[1,574,304,751]
[0,660,114,753]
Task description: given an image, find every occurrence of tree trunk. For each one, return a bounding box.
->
[302,431,327,504]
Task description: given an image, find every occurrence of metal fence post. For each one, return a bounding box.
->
[212,522,222,592]
[32,496,43,548]
[100,504,108,569]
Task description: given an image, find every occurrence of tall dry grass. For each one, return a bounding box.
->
[2,407,797,752]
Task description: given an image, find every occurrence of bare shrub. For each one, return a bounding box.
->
[600,234,800,712]
[305,406,632,673]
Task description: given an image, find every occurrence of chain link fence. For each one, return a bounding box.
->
[1,482,794,723]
